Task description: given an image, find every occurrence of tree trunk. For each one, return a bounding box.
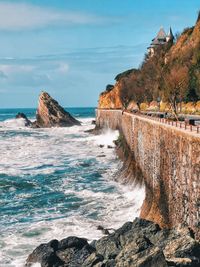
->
[137,102,141,111]
[169,98,179,121]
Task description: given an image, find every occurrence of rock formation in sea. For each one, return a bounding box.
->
[34,92,81,128]
[25,218,200,267]
[15,112,33,127]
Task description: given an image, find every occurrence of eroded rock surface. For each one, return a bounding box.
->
[25,218,200,267]
[35,92,81,128]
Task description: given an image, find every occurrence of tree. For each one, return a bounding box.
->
[163,65,189,115]
[119,70,153,110]
[185,65,199,102]
[119,70,141,109]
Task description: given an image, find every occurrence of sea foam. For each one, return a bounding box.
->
[0,116,145,266]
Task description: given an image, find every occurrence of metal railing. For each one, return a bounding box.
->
[125,111,200,134]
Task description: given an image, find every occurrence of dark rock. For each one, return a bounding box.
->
[15,112,33,127]
[97,225,111,236]
[85,126,103,135]
[58,236,88,250]
[95,234,121,259]
[99,145,104,148]
[107,145,113,149]
[162,227,200,266]
[79,162,91,167]
[26,218,200,267]
[82,252,104,267]
[57,244,95,267]
[114,221,133,236]
[92,120,96,125]
[35,91,81,128]
[116,245,167,267]
[25,241,64,267]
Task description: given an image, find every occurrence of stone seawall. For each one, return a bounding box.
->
[96,109,200,239]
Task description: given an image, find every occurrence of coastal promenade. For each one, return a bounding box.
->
[98,108,200,135]
[96,108,200,239]
[129,111,200,135]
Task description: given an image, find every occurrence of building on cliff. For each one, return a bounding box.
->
[148,27,174,57]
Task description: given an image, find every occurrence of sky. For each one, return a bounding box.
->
[0,0,199,108]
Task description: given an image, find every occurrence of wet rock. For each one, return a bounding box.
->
[85,126,103,135]
[35,91,81,128]
[99,145,104,148]
[58,236,88,250]
[116,245,167,267]
[26,218,200,267]
[166,257,199,267]
[57,244,95,267]
[82,252,104,267]
[25,239,63,267]
[97,154,106,157]
[15,112,33,127]
[107,145,114,149]
[95,234,121,259]
[79,162,91,167]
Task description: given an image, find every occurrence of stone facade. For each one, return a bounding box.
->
[96,109,200,239]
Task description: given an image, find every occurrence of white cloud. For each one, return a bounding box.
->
[0,64,35,74]
[0,2,108,31]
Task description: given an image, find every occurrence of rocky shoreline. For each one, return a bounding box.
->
[25,217,200,267]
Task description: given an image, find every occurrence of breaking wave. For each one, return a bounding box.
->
[0,109,145,266]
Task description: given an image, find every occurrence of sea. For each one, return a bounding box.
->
[0,107,144,267]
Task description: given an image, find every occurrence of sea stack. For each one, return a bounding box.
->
[34,91,81,128]
[16,112,33,127]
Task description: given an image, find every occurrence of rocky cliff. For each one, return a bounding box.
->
[34,92,80,128]
[98,81,123,109]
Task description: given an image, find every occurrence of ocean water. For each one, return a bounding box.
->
[0,108,145,267]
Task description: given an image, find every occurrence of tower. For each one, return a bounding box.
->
[148,27,174,57]
[166,27,174,42]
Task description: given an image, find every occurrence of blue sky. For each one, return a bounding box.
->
[0,0,199,108]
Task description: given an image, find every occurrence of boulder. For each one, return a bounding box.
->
[116,245,167,267]
[34,92,81,128]
[25,239,64,267]
[25,218,200,267]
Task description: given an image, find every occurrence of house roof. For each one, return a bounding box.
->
[150,27,167,46]
[156,27,167,40]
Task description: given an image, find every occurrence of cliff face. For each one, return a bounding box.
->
[98,81,123,109]
[168,19,200,63]
[35,92,80,128]
[96,109,200,239]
